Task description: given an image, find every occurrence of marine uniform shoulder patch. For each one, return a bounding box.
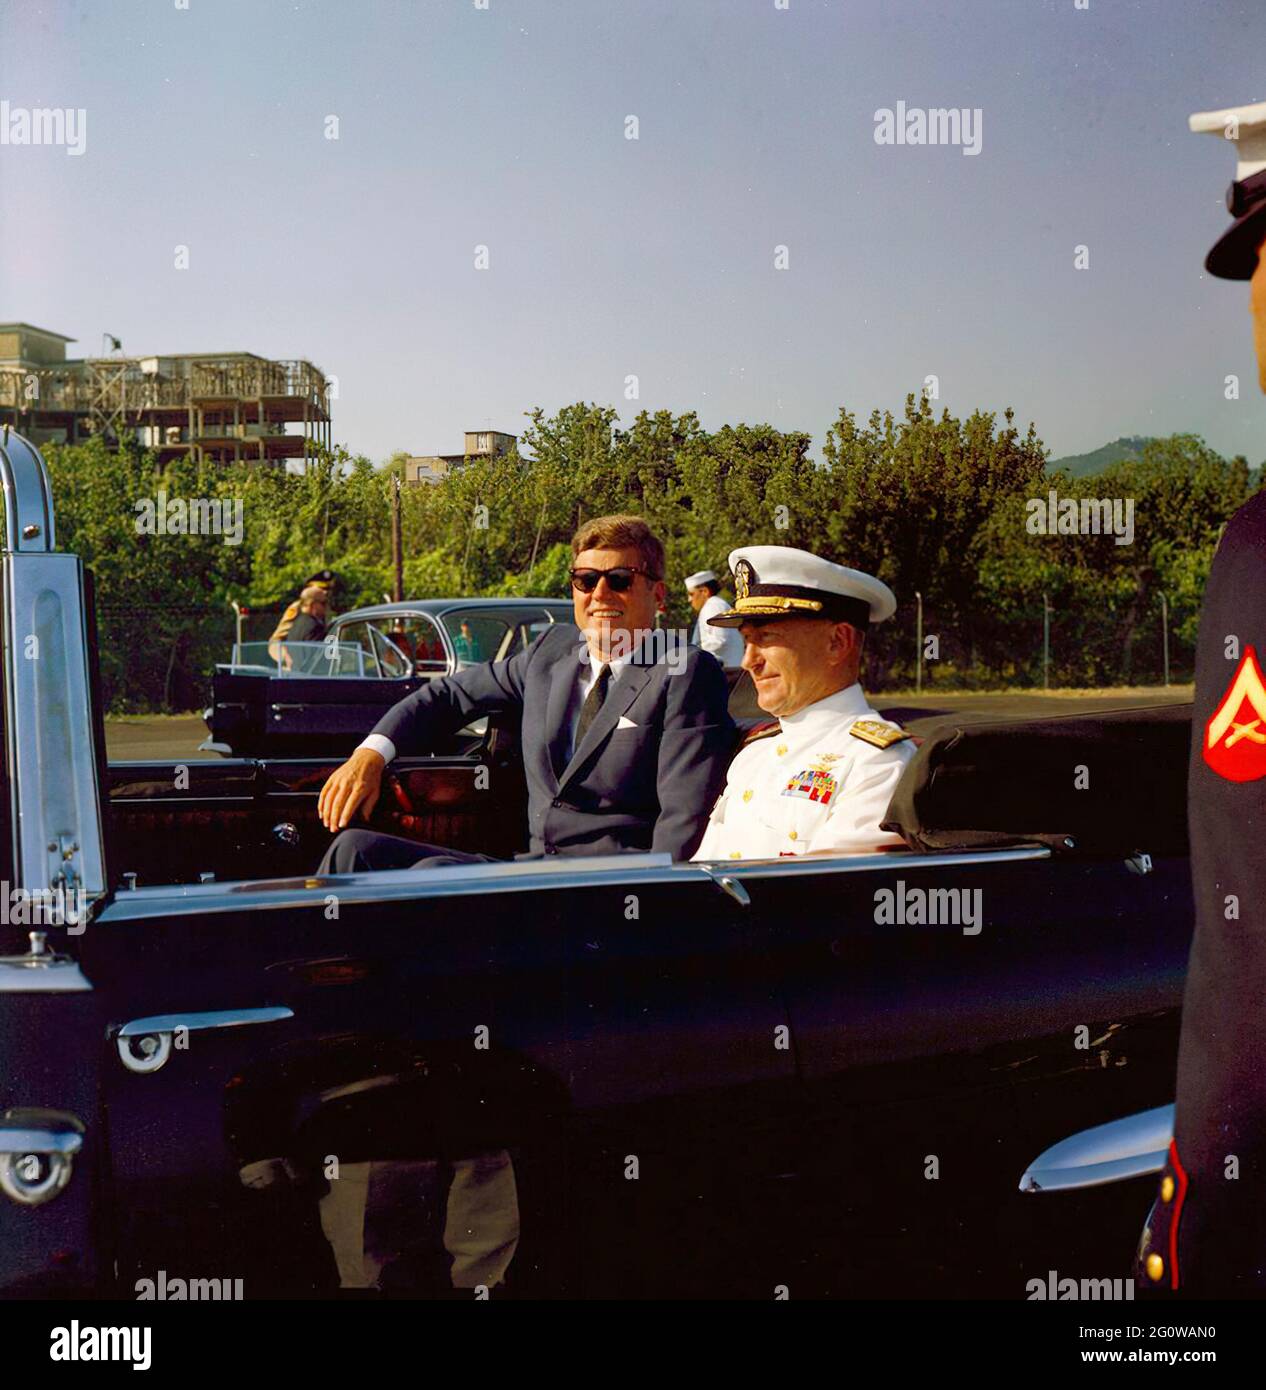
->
[1203,644,1266,782]
[849,718,910,750]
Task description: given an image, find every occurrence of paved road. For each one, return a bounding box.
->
[105,686,1194,761]
[105,716,220,761]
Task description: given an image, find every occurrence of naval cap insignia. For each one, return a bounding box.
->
[734,558,754,600]
[1204,644,1266,782]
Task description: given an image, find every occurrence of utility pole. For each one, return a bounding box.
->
[915,591,923,693]
[526,491,547,592]
[1042,592,1051,691]
[1160,591,1170,687]
[391,473,404,603]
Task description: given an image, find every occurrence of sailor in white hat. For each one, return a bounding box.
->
[691,545,913,862]
[684,568,744,668]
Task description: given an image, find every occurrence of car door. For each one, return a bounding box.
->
[0,502,108,1296]
[259,619,424,754]
[512,862,800,1297]
[78,855,797,1299]
[709,847,1192,1296]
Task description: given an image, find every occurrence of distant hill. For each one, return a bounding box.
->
[1047,435,1153,478]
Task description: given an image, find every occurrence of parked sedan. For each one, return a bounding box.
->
[203,598,576,758]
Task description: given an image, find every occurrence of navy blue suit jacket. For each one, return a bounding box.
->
[371,625,735,860]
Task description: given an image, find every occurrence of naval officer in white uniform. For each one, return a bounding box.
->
[692,546,914,862]
[685,569,745,668]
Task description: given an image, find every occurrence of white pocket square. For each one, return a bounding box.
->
[616,715,638,730]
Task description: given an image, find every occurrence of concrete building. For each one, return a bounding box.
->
[405,430,516,483]
[0,322,331,466]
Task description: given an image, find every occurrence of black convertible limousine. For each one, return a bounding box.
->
[0,429,1191,1298]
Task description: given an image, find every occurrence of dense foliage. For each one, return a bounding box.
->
[39,395,1256,712]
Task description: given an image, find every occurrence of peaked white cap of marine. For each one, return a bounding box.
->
[1189,100,1266,179]
[1190,99,1266,280]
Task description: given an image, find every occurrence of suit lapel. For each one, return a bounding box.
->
[544,646,585,785]
[558,661,651,790]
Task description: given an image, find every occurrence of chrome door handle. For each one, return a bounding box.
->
[703,870,751,908]
[0,1108,84,1206]
[114,1006,293,1074]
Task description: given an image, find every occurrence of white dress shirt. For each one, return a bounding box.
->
[358,648,629,765]
[692,683,915,861]
[691,594,744,668]
[564,650,631,760]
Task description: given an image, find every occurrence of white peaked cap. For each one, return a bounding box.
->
[1189,99,1266,279]
[1190,100,1266,179]
[706,545,897,628]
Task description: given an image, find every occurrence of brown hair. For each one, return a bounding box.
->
[571,514,665,580]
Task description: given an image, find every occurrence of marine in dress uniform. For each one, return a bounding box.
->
[691,546,914,862]
[1135,101,1266,1295]
[685,569,745,668]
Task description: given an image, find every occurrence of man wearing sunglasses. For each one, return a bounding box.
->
[1133,100,1266,1297]
[314,513,734,870]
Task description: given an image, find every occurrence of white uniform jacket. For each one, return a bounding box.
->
[692,594,745,668]
[692,683,915,861]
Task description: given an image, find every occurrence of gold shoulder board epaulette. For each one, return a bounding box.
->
[850,719,910,749]
[741,722,782,748]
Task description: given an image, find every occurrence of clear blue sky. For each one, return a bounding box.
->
[2,0,1263,465]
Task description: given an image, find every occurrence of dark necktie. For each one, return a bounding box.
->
[575,663,612,750]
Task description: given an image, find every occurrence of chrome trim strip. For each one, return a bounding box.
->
[1018,1103,1175,1193]
[695,845,1052,879]
[4,549,107,900]
[107,758,263,770]
[107,800,258,811]
[0,429,56,553]
[93,846,1051,922]
[97,854,698,919]
[0,1128,83,1156]
[116,1006,294,1038]
[0,959,92,993]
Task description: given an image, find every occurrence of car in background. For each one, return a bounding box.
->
[203,598,576,757]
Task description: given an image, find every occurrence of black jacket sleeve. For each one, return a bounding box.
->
[370,632,541,754]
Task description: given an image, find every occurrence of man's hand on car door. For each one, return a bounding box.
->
[318,747,386,831]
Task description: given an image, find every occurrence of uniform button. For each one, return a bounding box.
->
[742,789,754,802]
[1160,1176,1175,1203]
[788,830,798,841]
[776,744,788,756]
[729,851,742,860]
[1145,1253,1164,1282]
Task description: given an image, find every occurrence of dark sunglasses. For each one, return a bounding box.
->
[569,566,658,594]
